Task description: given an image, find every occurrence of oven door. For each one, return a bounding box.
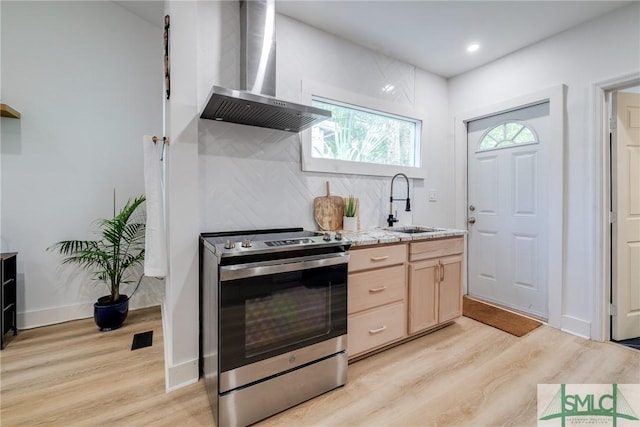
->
[219,252,348,386]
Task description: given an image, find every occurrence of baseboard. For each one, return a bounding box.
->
[561,315,591,339]
[161,298,172,391]
[160,298,199,392]
[165,358,199,392]
[18,299,163,330]
[18,302,95,329]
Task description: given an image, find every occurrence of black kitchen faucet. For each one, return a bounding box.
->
[387,173,411,226]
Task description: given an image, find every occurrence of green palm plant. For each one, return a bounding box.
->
[50,195,146,304]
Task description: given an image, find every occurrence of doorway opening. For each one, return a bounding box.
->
[605,83,640,351]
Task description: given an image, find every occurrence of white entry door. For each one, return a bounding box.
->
[467,102,550,318]
[612,91,640,340]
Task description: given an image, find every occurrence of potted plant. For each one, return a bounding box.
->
[343,195,358,232]
[49,195,146,331]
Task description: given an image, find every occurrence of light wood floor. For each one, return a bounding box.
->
[1,307,638,427]
[0,307,211,426]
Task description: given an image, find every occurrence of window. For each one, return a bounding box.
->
[477,121,538,152]
[301,82,425,178]
[311,97,420,168]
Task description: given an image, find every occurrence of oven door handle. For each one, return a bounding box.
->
[220,252,350,281]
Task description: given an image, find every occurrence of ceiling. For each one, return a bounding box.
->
[275,1,633,78]
[113,1,165,28]
[112,1,633,78]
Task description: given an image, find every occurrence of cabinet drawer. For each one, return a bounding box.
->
[349,244,407,272]
[348,265,405,314]
[409,237,463,262]
[348,302,406,357]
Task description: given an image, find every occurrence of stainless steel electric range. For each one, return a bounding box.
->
[200,228,350,427]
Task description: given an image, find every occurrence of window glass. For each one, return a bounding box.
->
[300,82,426,179]
[477,121,538,152]
[310,97,421,168]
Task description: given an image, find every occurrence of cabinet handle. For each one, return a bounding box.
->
[369,286,387,293]
[370,256,389,262]
[440,263,445,281]
[369,326,387,334]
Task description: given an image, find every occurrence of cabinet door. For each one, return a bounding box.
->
[439,254,463,323]
[408,259,438,334]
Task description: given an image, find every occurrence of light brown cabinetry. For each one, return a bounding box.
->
[347,245,407,358]
[347,236,464,360]
[408,238,464,334]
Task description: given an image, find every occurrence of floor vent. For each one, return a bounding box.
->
[131,330,153,350]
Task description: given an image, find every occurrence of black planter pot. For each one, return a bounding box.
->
[94,294,129,331]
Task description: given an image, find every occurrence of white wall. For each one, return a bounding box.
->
[448,2,640,338]
[198,14,450,232]
[0,1,164,328]
[162,0,206,392]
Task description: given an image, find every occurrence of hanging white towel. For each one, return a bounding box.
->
[143,135,167,277]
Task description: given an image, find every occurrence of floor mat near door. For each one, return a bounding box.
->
[612,337,640,351]
[463,296,542,337]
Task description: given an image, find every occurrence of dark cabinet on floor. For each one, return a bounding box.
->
[1,252,17,349]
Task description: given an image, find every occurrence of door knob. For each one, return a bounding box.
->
[468,217,476,224]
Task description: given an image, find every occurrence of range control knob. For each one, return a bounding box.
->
[241,239,252,248]
[334,232,342,240]
[323,232,332,241]
[224,239,236,249]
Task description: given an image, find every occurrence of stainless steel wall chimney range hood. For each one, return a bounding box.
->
[200,0,331,133]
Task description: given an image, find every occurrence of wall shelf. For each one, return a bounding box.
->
[0,103,21,119]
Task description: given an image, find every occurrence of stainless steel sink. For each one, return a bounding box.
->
[388,226,442,234]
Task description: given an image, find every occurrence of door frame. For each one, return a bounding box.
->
[454,85,566,330]
[593,72,640,342]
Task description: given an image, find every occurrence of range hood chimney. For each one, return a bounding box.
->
[200,0,331,132]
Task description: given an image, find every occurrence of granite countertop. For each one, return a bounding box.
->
[341,226,467,247]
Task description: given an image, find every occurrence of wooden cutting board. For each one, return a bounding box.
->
[313,181,344,231]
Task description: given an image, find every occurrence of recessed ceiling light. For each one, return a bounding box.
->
[467,43,480,53]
